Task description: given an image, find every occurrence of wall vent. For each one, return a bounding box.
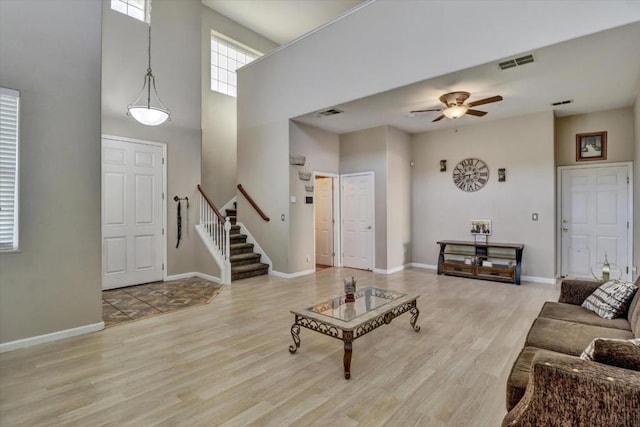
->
[551,99,573,106]
[498,54,535,70]
[315,107,343,117]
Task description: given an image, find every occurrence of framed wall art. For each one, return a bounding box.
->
[576,131,607,162]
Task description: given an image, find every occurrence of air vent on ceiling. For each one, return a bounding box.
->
[551,99,573,106]
[498,54,535,70]
[315,107,343,117]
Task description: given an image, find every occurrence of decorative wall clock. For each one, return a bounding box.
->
[452,158,489,192]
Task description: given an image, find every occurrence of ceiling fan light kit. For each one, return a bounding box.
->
[410,91,503,123]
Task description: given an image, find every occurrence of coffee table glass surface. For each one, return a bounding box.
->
[307,287,407,322]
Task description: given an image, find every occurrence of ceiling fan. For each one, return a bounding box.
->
[410,91,503,122]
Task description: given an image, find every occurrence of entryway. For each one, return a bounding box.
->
[314,173,339,269]
[101,135,166,290]
[558,162,633,281]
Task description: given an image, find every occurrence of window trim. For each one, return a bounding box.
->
[110,0,151,24]
[0,87,20,252]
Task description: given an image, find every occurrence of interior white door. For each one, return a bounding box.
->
[315,176,333,266]
[341,173,374,270]
[102,138,164,290]
[560,165,630,281]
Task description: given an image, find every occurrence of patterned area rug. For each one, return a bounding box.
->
[102,277,224,327]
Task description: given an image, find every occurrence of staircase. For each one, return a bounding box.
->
[225,205,269,281]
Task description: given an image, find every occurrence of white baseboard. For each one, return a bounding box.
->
[521,275,558,285]
[373,264,412,274]
[270,269,315,279]
[165,271,223,284]
[0,321,105,354]
[410,263,438,270]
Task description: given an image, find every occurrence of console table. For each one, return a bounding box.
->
[437,240,524,285]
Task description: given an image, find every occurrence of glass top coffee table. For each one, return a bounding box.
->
[289,287,420,379]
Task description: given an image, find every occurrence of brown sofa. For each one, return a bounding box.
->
[503,279,640,427]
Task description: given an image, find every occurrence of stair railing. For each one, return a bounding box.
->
[197,185,231,283]
[237,184,270,222]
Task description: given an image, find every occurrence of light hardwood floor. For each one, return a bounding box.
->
[0,268,559,426]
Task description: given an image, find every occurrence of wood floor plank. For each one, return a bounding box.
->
[0,268,558,426]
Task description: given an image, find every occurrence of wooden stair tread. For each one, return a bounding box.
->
[231,262,269,273]
[230,252,260,261]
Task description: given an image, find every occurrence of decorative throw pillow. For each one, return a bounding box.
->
[581,279,638,319]
[580,338,640,371]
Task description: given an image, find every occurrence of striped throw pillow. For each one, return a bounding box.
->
[582,280,638,319]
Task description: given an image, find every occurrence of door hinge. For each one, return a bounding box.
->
[626,266,629,274]
[628,221,630,229]
[627,176,629,184]
[162,263,165,271]
[162,192,165,200]
[162,228,165,235]
[332,219,335,224]
[162,157,165,165]
[332,252,335,257]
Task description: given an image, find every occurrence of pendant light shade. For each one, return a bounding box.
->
[127,25,170,126]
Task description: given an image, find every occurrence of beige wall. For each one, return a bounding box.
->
[411,112,556,279]
[0,0,103,343]
[340,127,388,270]
[386,127,412,270]
[634,92,640,282]
[555,107,634,166]
[289,122,340,272]
[102,0,202,276]
[200,6,278,207]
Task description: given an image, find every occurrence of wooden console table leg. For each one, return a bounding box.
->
[343,331,354,379]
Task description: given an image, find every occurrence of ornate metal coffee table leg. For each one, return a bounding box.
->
[343,331,353,379]
[410,304,421,332]
[289,323,301,353]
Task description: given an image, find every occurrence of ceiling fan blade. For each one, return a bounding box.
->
[410,108,441,113]
[466,109,487,117]
[467,95,503,107]
[432,114,445,122]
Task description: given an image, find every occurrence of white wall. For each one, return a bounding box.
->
[556,107,635,166]
[200,6,278,207]
[0,0,103,343]
[634,91,640,282]
[289,121,340,273]
[411,112,556,280]
[102,0,202,276]
[237,1,640,276]
[386,127,412,270]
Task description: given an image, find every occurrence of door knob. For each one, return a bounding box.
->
[562,227,568,232]
[366,226,372,230]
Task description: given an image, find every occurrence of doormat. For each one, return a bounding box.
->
[102,277,224,327]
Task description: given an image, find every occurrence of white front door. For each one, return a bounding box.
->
[102,137,165,290]
[560,164,631,281]
[315,176,333,266]
[341,173,374,271]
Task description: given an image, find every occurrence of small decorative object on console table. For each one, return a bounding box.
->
[344,276,356,302]
[437,240,524,285]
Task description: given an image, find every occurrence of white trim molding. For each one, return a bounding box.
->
[165,271,223,284]
[521,276,558,285]
[0,321,105,353]
[410,263,438,270]
[271,269,315,279]
[373,264,411,274]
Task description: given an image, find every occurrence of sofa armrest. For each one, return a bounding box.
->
[558,279,600,305]
[502,352,640,427]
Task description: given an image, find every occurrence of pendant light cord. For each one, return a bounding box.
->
[147,25,152,73]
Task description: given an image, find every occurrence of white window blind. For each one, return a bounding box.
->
[0,87,20,251]
[111,0,151,23]
[211,33,261,97]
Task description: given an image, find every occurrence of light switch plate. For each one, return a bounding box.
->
[290,196,296,203]
[532,213,538,221]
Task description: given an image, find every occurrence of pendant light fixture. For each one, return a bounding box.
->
[127,23,170,126]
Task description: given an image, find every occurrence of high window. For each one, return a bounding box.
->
[111,0,151,23]
[0,87,20,251]
[211,33,261,97]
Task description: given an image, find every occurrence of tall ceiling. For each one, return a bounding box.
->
[203,1,640,134]
[201,0,366,45]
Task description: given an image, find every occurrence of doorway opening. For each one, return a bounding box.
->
[313,172,340,270]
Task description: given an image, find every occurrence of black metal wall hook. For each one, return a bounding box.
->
[173,195,189,208]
